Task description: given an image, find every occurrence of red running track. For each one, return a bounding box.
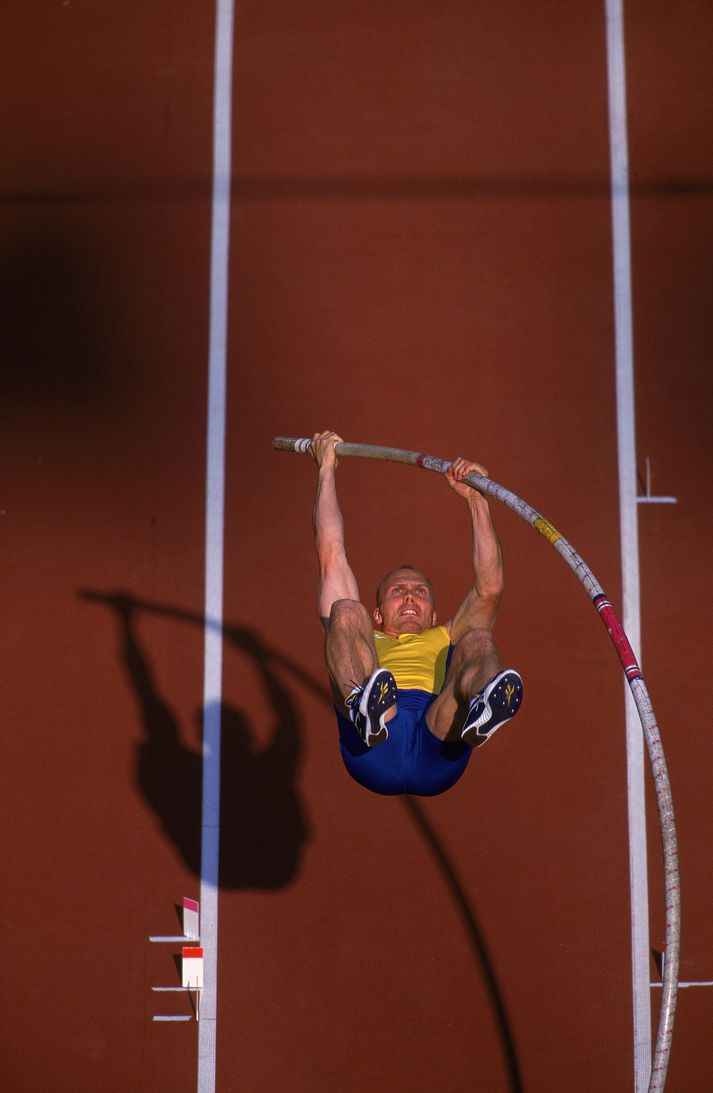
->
[2,2,712,1090]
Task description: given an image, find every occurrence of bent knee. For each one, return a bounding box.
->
[329,598,371,628]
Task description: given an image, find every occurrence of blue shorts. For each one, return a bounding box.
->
[336,689,471,797]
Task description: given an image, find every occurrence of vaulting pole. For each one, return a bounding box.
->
[273,436,679,1092]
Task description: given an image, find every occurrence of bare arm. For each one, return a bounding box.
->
[311,431,360,627]
[444,458,504,644]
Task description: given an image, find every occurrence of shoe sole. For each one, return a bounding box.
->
[359,669,397,747]
[461,670,523,748]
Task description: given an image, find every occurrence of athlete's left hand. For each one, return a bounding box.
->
[445,457,488,500]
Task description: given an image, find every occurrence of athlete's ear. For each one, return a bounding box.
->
[432,610,437,626]
[373,607,382,625]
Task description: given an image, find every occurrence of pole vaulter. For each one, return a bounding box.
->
[273,435,679,1093]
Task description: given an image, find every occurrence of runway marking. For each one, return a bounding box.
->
[605,2,652,1088]
[183,897,201,941]
[198,1,236,1091]
[149,935,199,944]
[651,981,713,990]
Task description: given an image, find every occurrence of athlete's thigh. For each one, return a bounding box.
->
[323,619,377,703]
[409,712,470,795]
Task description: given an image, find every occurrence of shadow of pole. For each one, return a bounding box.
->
[401,795,523,1093]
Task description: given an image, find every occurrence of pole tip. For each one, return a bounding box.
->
[272,437,312,453]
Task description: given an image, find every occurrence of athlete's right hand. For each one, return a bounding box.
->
[310,430,343,470]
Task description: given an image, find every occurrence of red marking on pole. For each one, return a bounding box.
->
[595,600,642,678]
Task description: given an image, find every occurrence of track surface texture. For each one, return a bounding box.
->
[2,3,712,1091]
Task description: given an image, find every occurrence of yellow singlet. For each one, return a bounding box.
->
[373,625,451,694]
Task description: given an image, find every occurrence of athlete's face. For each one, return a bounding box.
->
[373,569,436,637]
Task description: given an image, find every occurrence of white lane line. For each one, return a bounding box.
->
[198,2,235,1092]
[604,3,652,1090]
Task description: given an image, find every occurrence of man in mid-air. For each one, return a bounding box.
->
[311,430,523,797]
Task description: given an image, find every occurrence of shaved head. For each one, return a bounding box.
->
[376,566,434,608]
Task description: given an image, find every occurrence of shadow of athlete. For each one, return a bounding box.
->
[82,589,521,1090]
[81,591,310,890]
